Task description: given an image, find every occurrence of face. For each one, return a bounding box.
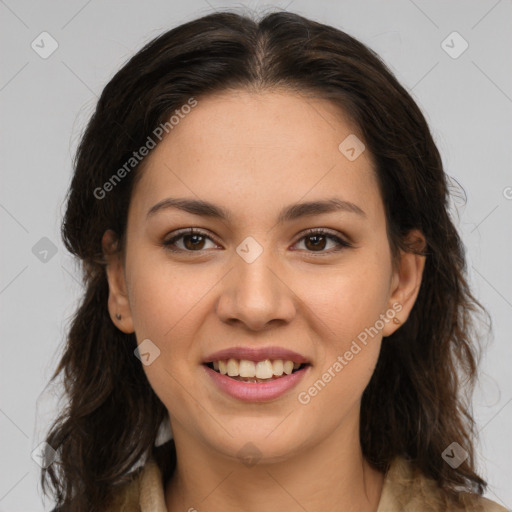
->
[104,89,425,463]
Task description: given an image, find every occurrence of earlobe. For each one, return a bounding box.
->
[382,229,426,337]
[102,229,135,334]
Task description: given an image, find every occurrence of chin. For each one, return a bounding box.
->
[200,421,309,465]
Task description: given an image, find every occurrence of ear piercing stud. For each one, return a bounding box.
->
[392,317,401,325]
[115,313,122,320]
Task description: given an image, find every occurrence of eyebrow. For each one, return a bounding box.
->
[146,197,366,223]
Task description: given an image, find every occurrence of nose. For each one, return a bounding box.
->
[215,247,297,331]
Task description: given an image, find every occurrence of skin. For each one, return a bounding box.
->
[103,89,426,512]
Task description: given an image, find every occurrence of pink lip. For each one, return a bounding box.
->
[203,346,309,364]
[203,364,310,402]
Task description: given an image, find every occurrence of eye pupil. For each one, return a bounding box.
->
[184,234,205,250]
[305,235,326,251]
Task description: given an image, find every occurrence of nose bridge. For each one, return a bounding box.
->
[216,236,295,329]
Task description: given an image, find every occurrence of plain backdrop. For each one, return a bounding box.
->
[1,0,511,510]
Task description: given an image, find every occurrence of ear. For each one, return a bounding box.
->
[102,229,134,334]
[382,229,426,337]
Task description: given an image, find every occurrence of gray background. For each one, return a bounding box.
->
[1,0,511,510]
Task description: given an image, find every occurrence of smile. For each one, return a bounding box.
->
[203,359,311,402]
[206,358,307,380]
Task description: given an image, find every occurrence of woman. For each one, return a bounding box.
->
[42,10,507,512]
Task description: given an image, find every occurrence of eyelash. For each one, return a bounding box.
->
[162,227,353,255]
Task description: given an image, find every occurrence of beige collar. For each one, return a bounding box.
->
[117,454,507,512]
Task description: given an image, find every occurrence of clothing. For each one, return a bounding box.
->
[108,453,508,511]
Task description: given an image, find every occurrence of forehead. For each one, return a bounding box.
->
[130,89,383,225]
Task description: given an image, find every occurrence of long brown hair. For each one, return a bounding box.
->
[42,9,490,510]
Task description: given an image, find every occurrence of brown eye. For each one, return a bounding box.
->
[295,229,352,254]
[304,234,328,251]
[163,229,218,252]
[182,234,206,250]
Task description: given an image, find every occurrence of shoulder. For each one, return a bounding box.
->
[105,466,145,512]
[48,468,143,512]
[473,496,510,512]
[377,456,509,512]
[107,458,166,511]
[101,441,174,511]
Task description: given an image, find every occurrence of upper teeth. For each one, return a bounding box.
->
[212,359,301,378]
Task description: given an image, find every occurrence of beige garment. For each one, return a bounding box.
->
[110,455,509,512]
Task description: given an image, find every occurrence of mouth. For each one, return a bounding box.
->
[203,359,311,383]
[202,358,311,402]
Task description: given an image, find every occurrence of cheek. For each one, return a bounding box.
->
[125,259,210,416]
[296,254,392,408]
[299,262,389,412]
[304,252,392,343]
[127,253,208,336]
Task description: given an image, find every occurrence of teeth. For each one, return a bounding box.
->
[255,360,273,379]
[227,358,239,377]
[283,360,294,375]
[210,358,305,379]
[239,360,256,378]
[218,360,228,375]
[273,359,284,376]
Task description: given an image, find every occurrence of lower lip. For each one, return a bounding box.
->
[202,364,310,402]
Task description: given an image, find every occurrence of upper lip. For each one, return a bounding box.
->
[203,346,310,364]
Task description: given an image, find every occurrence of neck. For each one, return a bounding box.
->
[164,415,385,512]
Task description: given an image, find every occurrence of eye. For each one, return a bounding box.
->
[162,228,220,252]
[162,227,353,254]
[293,228,353,254]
